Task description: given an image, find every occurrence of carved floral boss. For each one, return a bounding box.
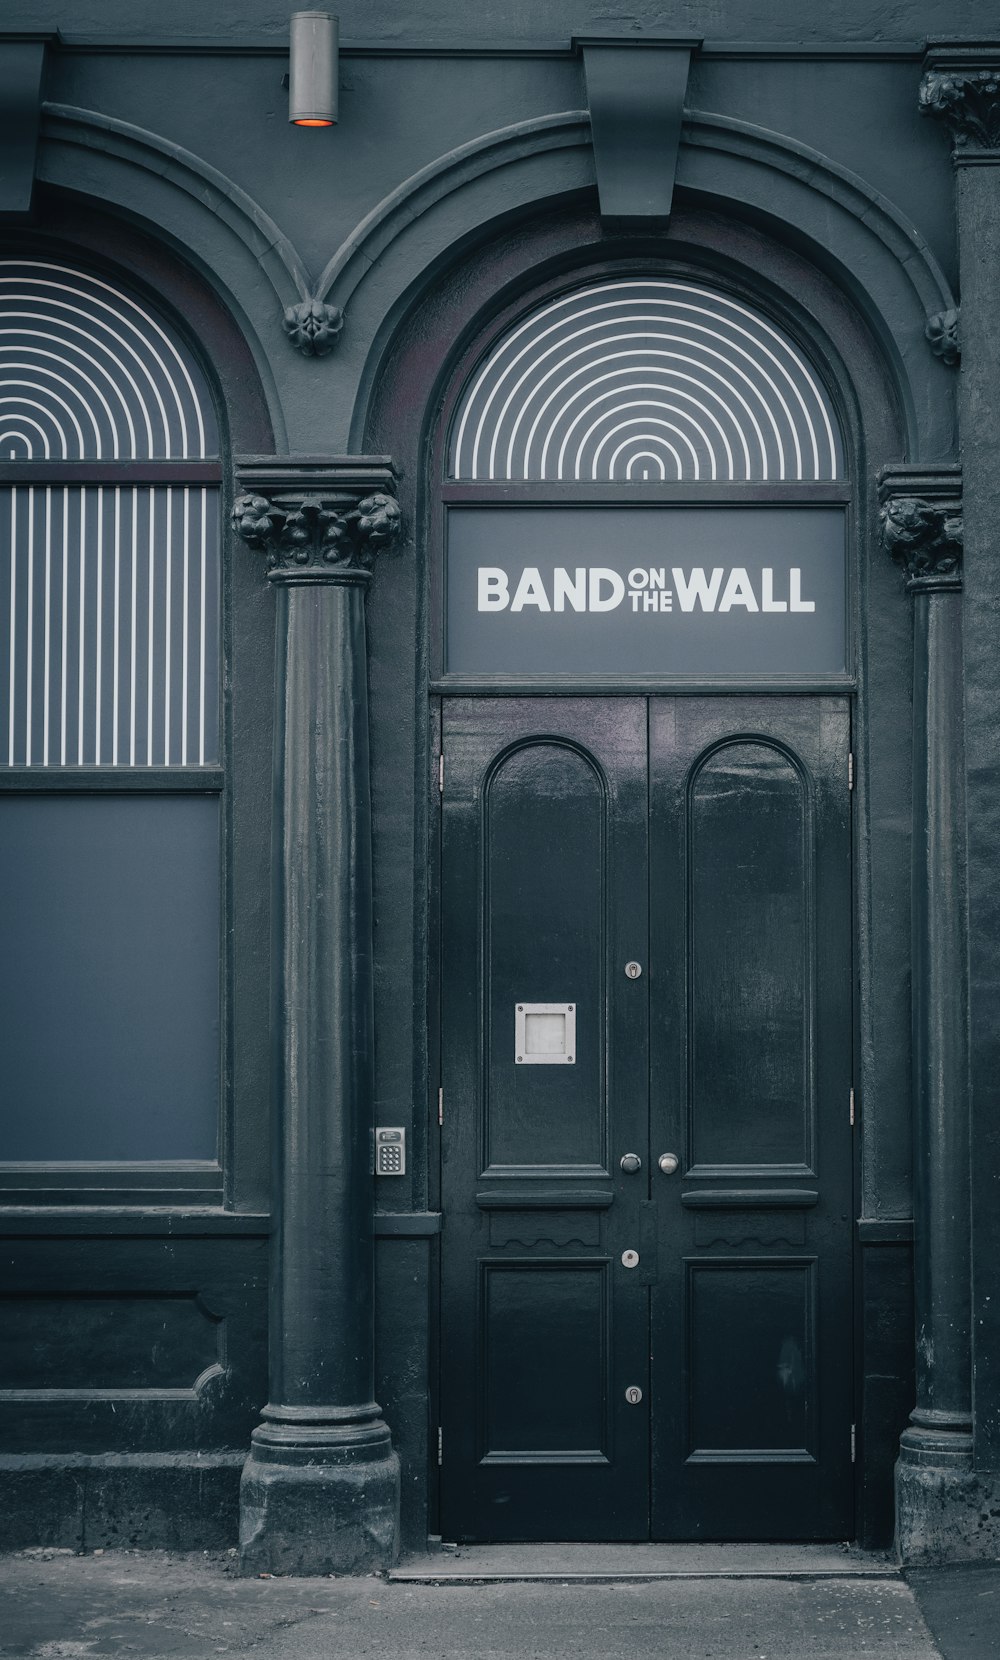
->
[282,298,345,358]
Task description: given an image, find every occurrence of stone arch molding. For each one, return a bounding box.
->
[339,107,957,458]
[38,101,956,458]
[37,103,306,447]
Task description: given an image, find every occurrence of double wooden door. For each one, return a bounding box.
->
[438,697,853,1541]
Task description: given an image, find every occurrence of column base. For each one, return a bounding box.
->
[894,1414,1000,1563]
[239,1403,400,1576]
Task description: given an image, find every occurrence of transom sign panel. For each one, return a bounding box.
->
[450,279,844,483]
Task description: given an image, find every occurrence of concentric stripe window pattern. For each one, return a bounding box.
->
[0,259,218,460]
[1,258,221,768]
[450,279,844,483]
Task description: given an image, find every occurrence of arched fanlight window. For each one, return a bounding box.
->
[0,258,221,767]
[449,277,844,484]
[438,272,850,685]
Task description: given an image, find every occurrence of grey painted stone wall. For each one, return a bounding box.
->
[0,0,994,1566]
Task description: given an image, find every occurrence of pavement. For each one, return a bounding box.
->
[0,1545,997,1660]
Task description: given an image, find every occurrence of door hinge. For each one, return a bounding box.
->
[848,752,854,791]
[437,1425,443,1466]
[438,752,444,795]
[438,1086,444,1128]
[850,1086,856,1127]
[851,1423,856,1463]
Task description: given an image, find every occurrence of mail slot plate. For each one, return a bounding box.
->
[515,1002,576,1064]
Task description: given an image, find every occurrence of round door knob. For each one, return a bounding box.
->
[620,1153,642,1174]
[658,1153,680,1176]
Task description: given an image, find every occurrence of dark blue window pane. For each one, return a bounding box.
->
[0,794,220,1160]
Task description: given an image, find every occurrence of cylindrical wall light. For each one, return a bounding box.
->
[289,11,339,126]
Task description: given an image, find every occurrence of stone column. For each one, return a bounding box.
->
[232,459,401,1576]
[879,470,973,1561]
[919,44,1000,1556]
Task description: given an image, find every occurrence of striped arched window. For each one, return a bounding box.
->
[0,257,223,1183]
[450,277,843,484]
[0,258,221,767]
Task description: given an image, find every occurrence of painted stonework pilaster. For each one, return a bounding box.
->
[233,457,402,1576]
[880,464,973,1561]
[919,45,1000,1554]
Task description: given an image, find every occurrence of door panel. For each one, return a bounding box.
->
[484,741,606,1171]
[649,697,853,1539]
[687,739,812,1171]
[440,696,853,1542]
[439,699,649,1541]
[480,1259,612,1459]
[685,1259,817,1455]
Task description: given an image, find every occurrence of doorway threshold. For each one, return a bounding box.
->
[389,1543,899,1583]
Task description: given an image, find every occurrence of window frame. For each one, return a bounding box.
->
[0,211,273,1212]
[429,258,856,696]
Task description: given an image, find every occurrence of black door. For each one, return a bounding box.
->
[438,697,853,1542]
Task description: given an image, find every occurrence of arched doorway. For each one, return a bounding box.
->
[432,267,855,1542]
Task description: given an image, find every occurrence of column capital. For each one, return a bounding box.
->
[921,44,1000,159]
[878,465,963,593]
[232,456,401,583]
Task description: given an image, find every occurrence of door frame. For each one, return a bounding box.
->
[431,690,858,1543]
[358,204,915,1548]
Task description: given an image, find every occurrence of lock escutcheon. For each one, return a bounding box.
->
[621,1248,640,1268]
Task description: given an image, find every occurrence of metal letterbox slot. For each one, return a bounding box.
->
[514,1002,576,1064]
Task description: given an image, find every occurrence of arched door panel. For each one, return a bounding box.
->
[648,697,853,1540]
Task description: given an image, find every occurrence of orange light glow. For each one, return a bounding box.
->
[294,118,334,127]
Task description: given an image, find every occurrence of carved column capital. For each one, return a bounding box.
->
[232,458,401,583]
[878,465,963,593]
[921,47,1000,157]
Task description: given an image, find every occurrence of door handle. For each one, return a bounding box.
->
[658,1153,680,1176]
[620,1153,642,1174]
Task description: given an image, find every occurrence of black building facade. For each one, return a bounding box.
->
[1,1,998,1573]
